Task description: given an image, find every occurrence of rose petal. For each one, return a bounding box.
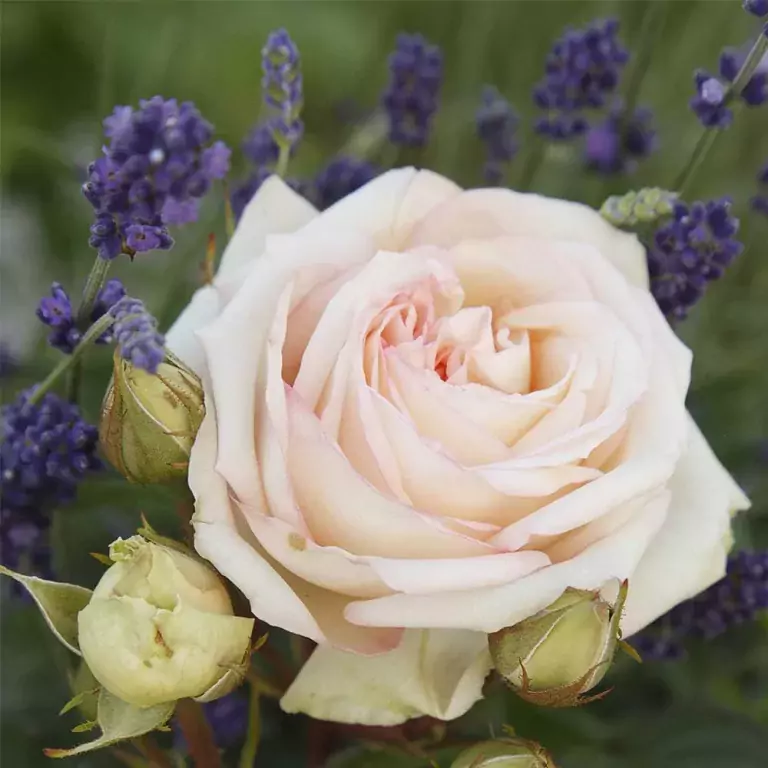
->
[286,389,494,558]
[622,415,751,635]
[166,176,317,372]
[410,189,649,289]
[281,629,491,725]
[344,491,668,633]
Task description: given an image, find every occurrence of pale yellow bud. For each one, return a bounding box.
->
[450,738,556,767]
[488,583,627,707]
[78,536,253,708]
[99,351,204,484]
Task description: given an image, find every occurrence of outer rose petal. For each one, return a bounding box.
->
[281,629,491,725]
[621,415,751,635]
[165,176,317,373]
[300,168,460,249]
[409,188,649,289]
[190,403,324,640]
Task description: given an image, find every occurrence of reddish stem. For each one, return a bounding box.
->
[175,698,222,768]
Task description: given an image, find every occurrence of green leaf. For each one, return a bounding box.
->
[0,566,92,655]
[71,720,97,733]
[44,688,174,758]
[59,688,99,716]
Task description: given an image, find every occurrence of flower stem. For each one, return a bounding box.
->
[517,139,546,191]
[238,682,261,768]
[66,254,112,402]
[275,144,291,178]
[174,699,221,768]
[341,112,390,161]
[675,33,768,195]
[28,312,117,406]
[619,0,667,138]
[76,255,111,327]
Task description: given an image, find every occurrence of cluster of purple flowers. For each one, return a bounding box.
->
[1,389,101,577]
[83,97,230,260]
[647,198,744,321]
[743,0,768,19]
[261,29,304,150]
[382,33,443,147]
[751,161,768,214]
[584,105,657,174]
[691,47,768,129]
[533,18,628,140]
[634,550,768,661]
[314,156,378,210]
[476,86,519,185]
[36,279,126,354]
[109,297,165,375]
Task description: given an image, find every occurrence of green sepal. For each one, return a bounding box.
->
[0,565,91,655]
[59,688,99,716]
[44,689,175,758]
[71,720,98,733]
[90,552,114,567]
[137,514,196,559]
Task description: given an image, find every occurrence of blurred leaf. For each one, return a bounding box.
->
[0,566,91,654]
[44,690,174,758]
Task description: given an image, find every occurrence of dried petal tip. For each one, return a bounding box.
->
[99,350,205,485]
[489,583,627,708]
[451,738,557,768]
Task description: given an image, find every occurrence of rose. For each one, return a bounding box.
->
[166,169,748,726]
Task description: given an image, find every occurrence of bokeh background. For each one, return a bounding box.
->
[1,1,767,766]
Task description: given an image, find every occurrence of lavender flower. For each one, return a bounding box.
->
[647,198,743,320]
[744,0,768,18]
[751,161,768,214]
[313,156,378,209]
[261,29,304,150]
[584,106,657,175]
[109,297,165,374]
[84,97,231,259]
[533,18,628,141]
[382,33,443,147]
[476,86,519,185]
[634,551,768,661]
[0,389,101,520]
[36,279,126,354]
[242,121,281,167]
[691,47,768,128]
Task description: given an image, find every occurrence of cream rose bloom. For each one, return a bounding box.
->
[166,168,749,726]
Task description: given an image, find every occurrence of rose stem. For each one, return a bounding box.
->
[238,682,261,768]
[174,698,222,768]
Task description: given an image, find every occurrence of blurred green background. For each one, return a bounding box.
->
[1,1,767,766]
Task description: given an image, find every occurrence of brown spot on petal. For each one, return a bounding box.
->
[288,533,307,551]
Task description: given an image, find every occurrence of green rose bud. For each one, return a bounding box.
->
[488,583,627,707]
[78,536,253,708]
[450,738,556,767]
[99,351,204,484]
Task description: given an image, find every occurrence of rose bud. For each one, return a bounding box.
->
[488,583,627,707]
[78,536,253,708]
[450,738,556,767]
[99,351,204,484]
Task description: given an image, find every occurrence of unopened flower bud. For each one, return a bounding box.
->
[99,351,204,484]
[451,738,556,767]
[78,536,253,708]
[488,583,627,707]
